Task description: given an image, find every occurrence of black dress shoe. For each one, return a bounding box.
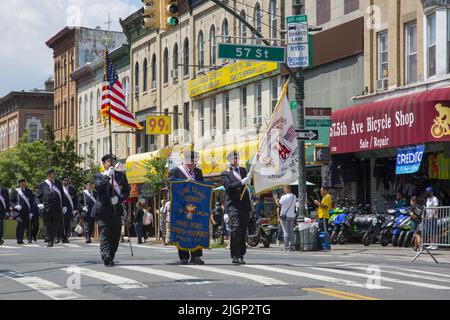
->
[180,260,189,265]
[104,256,113,267]
[47,241,54,247]
[86,239,92,244]
[190,257,205,265]
[0,239,4,245]
[55,240,61,244]
[232,257,240,264]
[238,258,246,265]
[17,241,24,245]
[28,240,32,244]
[62,239,70,244]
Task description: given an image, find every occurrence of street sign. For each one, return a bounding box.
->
[146,116,171,135]
[296,129,319,141]
[290,101,298,110]
[305,119,332,127]
[305,107,332,117]
[286,15,309,68]
[218,43,286,63]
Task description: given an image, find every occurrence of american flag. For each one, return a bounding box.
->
[101,50,142,129]
[284,125,296,143]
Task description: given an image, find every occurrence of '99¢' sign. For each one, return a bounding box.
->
[146,116,172,135]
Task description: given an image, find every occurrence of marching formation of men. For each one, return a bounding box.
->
[0,151,255,267]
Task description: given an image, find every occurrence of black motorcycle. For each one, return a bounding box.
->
[247,217,278,248]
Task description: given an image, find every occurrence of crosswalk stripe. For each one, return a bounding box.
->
[384,266,450,279]
[24,244,40,247]
[184,265,288,286]
[245,265,391,289]
[64,268,147,290]
[340,265,450,284]
[62,244,81,248]
[311,267,450,290]
[119,266,211,284]
[0,245,22,249]
[1,271,84,300]
[88,243,100,247]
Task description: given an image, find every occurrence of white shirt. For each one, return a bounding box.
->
[279,193,297,218]
[426,196,439,208]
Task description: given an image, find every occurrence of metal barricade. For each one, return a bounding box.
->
[412,206,450,263]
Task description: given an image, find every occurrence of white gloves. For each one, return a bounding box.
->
[72,210,77,215]
[82,206,88,212]
[63,207,68,214]
[15,205,22,211]
[241,176,250,185]
[111,196,119,205]
[103,167,115,178]
[38,204,44,210]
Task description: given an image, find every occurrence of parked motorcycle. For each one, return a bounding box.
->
[391,208,411,247]
[247,217,279,248]
[329,207,347,245]
[379,209,397,247]
[337,204,379,245]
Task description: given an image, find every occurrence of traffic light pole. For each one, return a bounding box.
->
[293,0,307,218]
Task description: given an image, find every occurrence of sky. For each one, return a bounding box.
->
[0,0,142,96]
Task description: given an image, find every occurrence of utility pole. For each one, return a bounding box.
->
[293,0,307,218]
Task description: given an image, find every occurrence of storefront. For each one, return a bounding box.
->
[329,87,450,208]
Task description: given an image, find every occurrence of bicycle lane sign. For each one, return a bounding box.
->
[286,15,309,68]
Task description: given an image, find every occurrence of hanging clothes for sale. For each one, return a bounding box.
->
[428,154,439,179]
[438,153,450,180]
[374,158,390,190]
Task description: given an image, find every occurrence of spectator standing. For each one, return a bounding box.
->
[274,186,297,252]
[211,202,224,241]
[314,186,332,232]
[425,187,440,250]
[134,202,144,244]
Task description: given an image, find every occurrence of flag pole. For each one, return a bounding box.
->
[104,49,134,257]
[239,79,291,201]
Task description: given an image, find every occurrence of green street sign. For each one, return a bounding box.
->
[305,119,332,127]
[287,15,308,23]
[290,101,298,110]
[218,43,286,63]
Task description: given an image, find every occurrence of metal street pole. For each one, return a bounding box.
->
[293,0,307,218]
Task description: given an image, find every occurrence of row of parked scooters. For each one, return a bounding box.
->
[328,198,422,247]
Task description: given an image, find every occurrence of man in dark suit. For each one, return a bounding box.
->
[0,185,10,245]
[60,176,78,243]
[10,179,38,244]
[168,151,205,265]
[79,181,97,243]
[37,169,64,247]
[94,155,130,267]
[221,151,252,265]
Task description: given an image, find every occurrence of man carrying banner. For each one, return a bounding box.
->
[94,155,130,267]
[169,150,205,265]
[221,151,252,265]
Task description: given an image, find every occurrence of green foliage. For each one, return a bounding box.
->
[0,125,85,191]
[143,156,168,197]
[83,146,101,184]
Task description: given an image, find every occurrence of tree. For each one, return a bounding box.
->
[143,156,169,197]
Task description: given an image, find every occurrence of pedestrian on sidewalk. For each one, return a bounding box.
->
[410,196,423,252]
[314,186,332,232]
[395,191,407,209]
[134,201,144,244]
[274,185,297,252]
[425,187,440,251]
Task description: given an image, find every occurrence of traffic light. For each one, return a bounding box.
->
[162,0,179,29]
[142,0,161,29]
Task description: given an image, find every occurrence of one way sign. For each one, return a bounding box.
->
[296,129,319,141]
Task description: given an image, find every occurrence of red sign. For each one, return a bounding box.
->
[305,107,332,117]
[330,88,450,154]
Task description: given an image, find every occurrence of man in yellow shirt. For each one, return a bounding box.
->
[314,186,332,232]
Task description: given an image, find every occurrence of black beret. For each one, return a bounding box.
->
[102,154,117,163]
[18,178,26,183]
[47,169,55,175]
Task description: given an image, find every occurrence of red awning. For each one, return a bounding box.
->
[330,88,450,154]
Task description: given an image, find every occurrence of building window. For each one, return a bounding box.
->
[253,3,262,45]
[134,62,139,95]
[96,89,101,121]
[239,10,247,44]
[164,109,169,146]
[64,101,67,127]
[199,100,205,137]
[241,87,247,128]
[151,54,157,88]
[183,38,189,76]
[97,139,100,161]
[344,0,359,15]
[405,22,417,84]
[123,77,130,107]
[143,58,148,92]
[198,31,205,71]
[184,102,190,139]
[271,77,279,113]
[377,31,388,89]
[223,93,230,133]
[210,25,217,66]
[316,0,331,25]
[255,82,262,125]
[84,95,88,125]
[89,92,93,124]
[163,48,169,84]
[269,0,277,45]
[427,13,436,78]
[222,19,230,43]
[174,105,179,132]
[71,97,75,126]
[79,98,82,127]
[210,97,217,132]
[28,123,39,141]
[173,43,179,79]
[103,137,109,156]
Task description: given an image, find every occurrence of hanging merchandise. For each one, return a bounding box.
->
[438,153,450,180]
[428,154,439,179]
[374,158,390,190]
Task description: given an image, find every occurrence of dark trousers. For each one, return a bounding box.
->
[98,215,122,261]
[16,214,30,242]
[29,214,39,241]
[57,214,72,240]
[42,212,62,242]
[84,217,95,240]
[0,216,4,240]
[178,248,202,261]
[229,210,250,259]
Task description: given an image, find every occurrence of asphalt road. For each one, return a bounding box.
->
[1,239,450,300]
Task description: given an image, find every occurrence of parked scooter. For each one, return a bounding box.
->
[379,209,397,247]
[247,217,279,248]
[391,208,411,247]
[329,207,348,245]
[361,200,386,246]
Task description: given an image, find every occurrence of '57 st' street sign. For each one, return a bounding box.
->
[218,43,286,63]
